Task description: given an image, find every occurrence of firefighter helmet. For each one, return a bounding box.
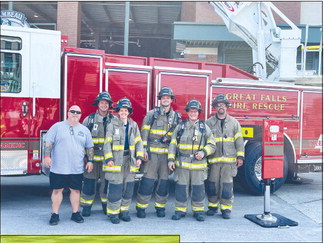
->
[114,97,133,114]
[157,86,175,100]
[212,94,231,108]
[185,99,202,113]
[92,91,113,107]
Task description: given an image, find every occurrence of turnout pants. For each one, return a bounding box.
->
[205,163,237,212]
[136,153,169,209]
[173,167,207,214]
[81,162,108,207]
[105,155,136,215]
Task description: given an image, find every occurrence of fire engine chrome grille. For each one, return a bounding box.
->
[1,150,28,175]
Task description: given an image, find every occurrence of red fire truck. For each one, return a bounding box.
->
[1,25,322,194]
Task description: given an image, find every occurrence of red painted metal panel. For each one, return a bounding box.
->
[149,57,202,70]
[105,54,147,66]
[64,48,105,56]
[262,120,284,179]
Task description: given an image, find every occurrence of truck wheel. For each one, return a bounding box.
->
[237,142,288,195]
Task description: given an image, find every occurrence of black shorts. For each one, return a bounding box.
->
[50,172,83,190]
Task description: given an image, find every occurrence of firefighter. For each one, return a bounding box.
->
[80,91,114,217]
[205,94,244,219]
[103,97,144,224]
[136,86,181,218]
[168,99,216,222]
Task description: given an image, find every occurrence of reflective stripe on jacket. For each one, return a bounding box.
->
[168,120,216,170]
[206,114,244,164]
[141,106,180,154]
[103,117,144,172]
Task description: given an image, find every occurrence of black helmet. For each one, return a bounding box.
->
[93,91,113,107]
[114,97,133,114]
[212,94,231,108]
[185,99,202,113]
[157,86,175,100]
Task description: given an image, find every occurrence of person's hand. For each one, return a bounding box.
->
[107,160,114,166]
[236,158,243,167]
[44,157,52,168]
[168,162,175,171]
[136,159,142,167]
[86,162,93,173]
[195,150,205,161]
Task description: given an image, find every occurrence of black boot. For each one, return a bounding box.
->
[221,209,231,219]
[81,206,91,217]
[206,206,218,216]
[119,211,131,222]
[171,211,186,220]
[102,203,107,215]
[193,211,205,222]
[155,207,166,217]
[109,214,120,224]
[136,207,146,218]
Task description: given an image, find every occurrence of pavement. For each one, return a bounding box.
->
[1,172,322,242]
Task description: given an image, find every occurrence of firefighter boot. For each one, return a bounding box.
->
[81,206,92,217]
[193,212,205,222]
[109,214,120,224]
[155,207,166,217]
[221,209,231,219]
[206,207,218,216]
[171,211,186,220]
[102,203,107,215]
[119,211,131,222]
[136,207,146,218]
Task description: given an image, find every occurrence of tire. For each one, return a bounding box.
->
[237,142,288,195]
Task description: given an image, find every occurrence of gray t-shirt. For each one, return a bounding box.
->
[45,120,94,174]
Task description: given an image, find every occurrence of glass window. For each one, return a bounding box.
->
[0,36,22,51]
[0,52,22,93]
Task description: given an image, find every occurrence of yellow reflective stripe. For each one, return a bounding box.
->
[143,141,148,146]
[102,165,121,172]
[208,202,219,208]
[101,197,107,203]
[170,139,177,145]
[237,151,245,157]
[168,153,175,160]
[214,137,235,142]
[94,156,104,161]
[234,132,243,140]
[93,138,105,143]
[175,207,187,213]
[155,202,166,208]
[121,206,129,211]
[192,206,204,211]
[142,125,151,130]
[105,137,112,143]
[220,204,232,211]
[175,161,207,169]
[150,129,167,135]
[167,132,173,136]
[208,157,237,163]
[80,198,93,205]
[150,147,168,154]
[112,145,124,150]
[107,208,120,214]
[207,139,214,144]
[178,144,200,150]
[104,152,113,160]
[136,202,149,209]
[129,145,135,151]
[130,166,139,172]
[215,137,222,142]
[136,151,144,157]
[134,136,142,144]
[204,146,212,156]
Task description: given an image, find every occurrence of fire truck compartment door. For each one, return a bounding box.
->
[262,120,284,179]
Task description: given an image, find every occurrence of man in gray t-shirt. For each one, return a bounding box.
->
[44,105,94,225]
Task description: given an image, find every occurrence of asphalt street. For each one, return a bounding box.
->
[1,172,322,242]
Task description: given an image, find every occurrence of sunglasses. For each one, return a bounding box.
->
[216,103,226,108]
[69,110,82,114]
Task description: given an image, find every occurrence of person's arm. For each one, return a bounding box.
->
[85,147,94,172]
[44,142,53,168]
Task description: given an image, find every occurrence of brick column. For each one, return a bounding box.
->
[57,2,81,48]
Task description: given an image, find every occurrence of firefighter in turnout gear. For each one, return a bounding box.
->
[136,86,181,218]
[80,91,114,217]
[205,94,244,219]
[168,99,216,222]
[103,97,144,224]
